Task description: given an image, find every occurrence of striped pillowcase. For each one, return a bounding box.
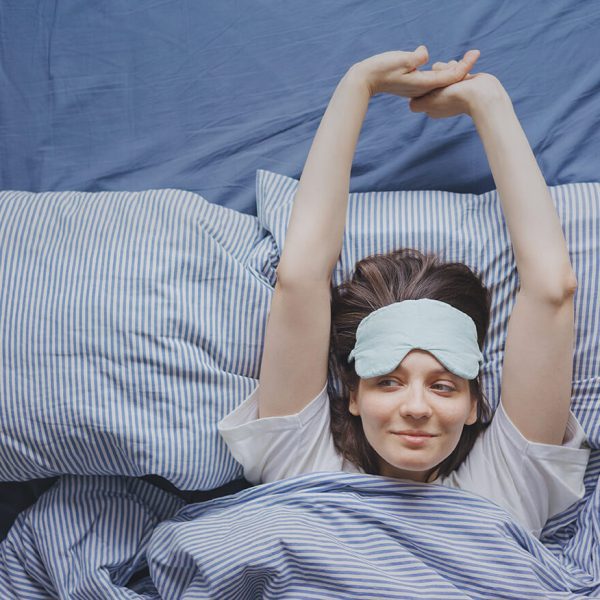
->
[0,174,598,490]
[255,169,600,446]
[0,189,271,489]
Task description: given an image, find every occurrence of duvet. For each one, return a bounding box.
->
[1,471,600,599]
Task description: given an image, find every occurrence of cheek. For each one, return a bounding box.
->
[437,406,468,429]
[447,403,470,419]
[358,396,390,424]
[439,401,474,429]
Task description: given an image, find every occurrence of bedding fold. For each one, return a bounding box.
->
[1,471,600,599]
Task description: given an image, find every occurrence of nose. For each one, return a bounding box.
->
[399,385,433,419]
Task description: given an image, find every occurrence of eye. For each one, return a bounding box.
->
[378,379,399,387]
[377,380,456,392]
[432,383,456,392]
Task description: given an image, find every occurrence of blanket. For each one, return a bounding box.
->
[1,471,600,599]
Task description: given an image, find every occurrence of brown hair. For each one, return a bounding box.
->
[328,248,493,482]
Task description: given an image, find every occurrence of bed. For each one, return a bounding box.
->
[1,1,600,598]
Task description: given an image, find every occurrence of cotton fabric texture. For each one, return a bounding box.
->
[218,382,590,539]
[1,173,598,496]
[347,299,484,380]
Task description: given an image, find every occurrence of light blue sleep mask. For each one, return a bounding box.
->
[347,299,483,380]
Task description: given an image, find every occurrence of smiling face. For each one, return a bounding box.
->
[348,349,478,483]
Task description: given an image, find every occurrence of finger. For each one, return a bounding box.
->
[431,53,475,73]
[415,49,479,86]
[407,44,429,69]
[456,49,480,74]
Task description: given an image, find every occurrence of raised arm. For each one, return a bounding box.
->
[411,74,578,445]
[276,46,480,285]
[274,67,369,284]
[468,83,577,301]
[471,86,577,445]
[258,47,479,419]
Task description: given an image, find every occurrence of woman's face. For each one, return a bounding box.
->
[349,349,477,482]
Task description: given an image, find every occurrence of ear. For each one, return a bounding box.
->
[349,389,360,416]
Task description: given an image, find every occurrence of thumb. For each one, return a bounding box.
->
[409,88,437,112]
[409,96,423,112]
[410,45,429,68]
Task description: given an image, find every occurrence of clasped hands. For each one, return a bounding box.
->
[351,45,504,119]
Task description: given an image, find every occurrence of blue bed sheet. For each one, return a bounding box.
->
[0,1,599,214]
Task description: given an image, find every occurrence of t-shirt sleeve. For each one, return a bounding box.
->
[446,401,591,538]
[217,382,346,485]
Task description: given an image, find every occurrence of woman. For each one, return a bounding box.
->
[218,46,590,538]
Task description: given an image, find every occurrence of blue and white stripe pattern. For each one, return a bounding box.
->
[2,470,600,598]
[0,188,273,489]
[1,172,599,493]
[256,171,600,437]
[0,171,599,597]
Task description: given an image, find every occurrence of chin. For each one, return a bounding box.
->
[384,459,435,476]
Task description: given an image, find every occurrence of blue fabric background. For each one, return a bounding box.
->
[0,1,599,213]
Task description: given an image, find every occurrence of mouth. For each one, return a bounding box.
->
[392,431,436,437]
[393,433,435,446]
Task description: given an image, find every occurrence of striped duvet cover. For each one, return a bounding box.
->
[1,170,599,596]
[1,471,599,598]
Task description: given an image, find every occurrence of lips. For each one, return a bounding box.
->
[395,431,435,437]
[394,433,434,446]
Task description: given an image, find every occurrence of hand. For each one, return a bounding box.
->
[353,45,480,99]
[409,66,507,118]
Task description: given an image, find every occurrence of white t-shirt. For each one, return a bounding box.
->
[218,381,591,539]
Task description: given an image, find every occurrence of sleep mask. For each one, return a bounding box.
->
[347,298,483,380]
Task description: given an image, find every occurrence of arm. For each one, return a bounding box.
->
[469,87,577,300]
[472,90,578,445]
[275,67,369,284]
[258,69,369,418]
[259,48,479,419]
[411,73,578,445]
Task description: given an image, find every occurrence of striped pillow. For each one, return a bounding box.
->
[1,174,598,489]
[255,169,600,447]
[0,189,272,489]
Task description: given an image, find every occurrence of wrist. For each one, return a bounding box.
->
[468,78,513,120]
[345,62,374,97]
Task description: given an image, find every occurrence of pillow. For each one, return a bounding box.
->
[254,169,600,446]
[1,174,598,490]
[0,189,273,489]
